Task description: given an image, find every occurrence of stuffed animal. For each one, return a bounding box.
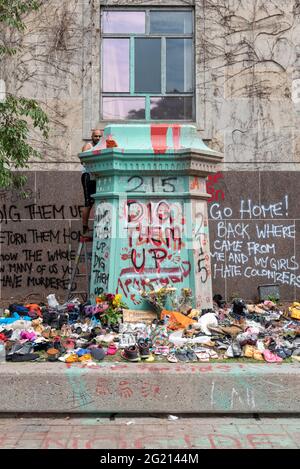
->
[31,318,45,334]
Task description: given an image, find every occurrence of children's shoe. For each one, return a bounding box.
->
[144,354,155,362]
[185,348,198,362]
[167,353,178,363]
[65,353,79,363]
[46,348,60,361]
[78,353,92,362]
[138,339,151,358]
[89,347,106,361]
[121,345,140,362]
[106,343,118,355]
[195,351,210,362]
[61,338,76,350]
[263,349,283,363]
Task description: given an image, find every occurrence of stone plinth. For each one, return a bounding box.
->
[79,124,223,310]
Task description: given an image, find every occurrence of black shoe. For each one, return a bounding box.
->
[6,353,40,362]
[138,341,150,359]
[53,340,66,354]
[33,342,49,352]
[121,345,140,362]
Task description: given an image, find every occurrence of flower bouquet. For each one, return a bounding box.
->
[139,281,176,316]
[171,288,194,315]
[95,293,127,325]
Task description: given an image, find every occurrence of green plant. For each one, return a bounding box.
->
[228,292,240,302]
[95,293,127,326]
[0,95,49,189]
[267,295,279,304]
[0,1,42,32]
[0,0,49,190]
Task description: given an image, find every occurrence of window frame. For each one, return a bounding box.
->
[82,1,210,140]
[100,6,195,122]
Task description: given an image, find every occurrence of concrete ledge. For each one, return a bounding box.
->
[1,361,300,413]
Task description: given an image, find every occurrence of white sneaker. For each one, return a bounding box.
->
[119,334,129,348]
[128,333,136,347]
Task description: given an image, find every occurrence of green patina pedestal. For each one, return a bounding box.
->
[79,124,223,310]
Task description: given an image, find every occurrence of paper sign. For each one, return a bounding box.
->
[122,309,157,324]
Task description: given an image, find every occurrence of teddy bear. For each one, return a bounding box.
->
[31,317,45,334]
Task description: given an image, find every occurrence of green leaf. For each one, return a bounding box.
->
[0,1,49,189]
[0,0,42,31]
[0,94,49,189]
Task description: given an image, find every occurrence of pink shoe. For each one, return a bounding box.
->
[106,343,118,355]
[160,346,170,356]
[263,350,283,363]
[61,338,76,350]
[20,330,36,341]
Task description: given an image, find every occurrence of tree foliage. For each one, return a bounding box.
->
[0,0,49,190]
[0,95,48,188]
[0,0,41,29]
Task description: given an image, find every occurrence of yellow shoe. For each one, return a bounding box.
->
[144,354,155,362]
[243,345,255,358]
[78,354,92,362]
[289,303,300,320]
[65,354,79,363]
[253,349,264,361]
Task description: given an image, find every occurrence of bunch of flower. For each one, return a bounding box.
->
[95,293,127,325]
[139,281,176,315]
[171,287,194,315]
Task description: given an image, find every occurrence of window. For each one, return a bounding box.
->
[101,8,194,121]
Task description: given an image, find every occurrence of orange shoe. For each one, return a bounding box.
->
[78,354,92,362]
[65,354,79,363]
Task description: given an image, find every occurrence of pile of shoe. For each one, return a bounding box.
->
[1,292,300,365]
[162,296,300,363]
[0,295,119,363]
[118,322,152,349]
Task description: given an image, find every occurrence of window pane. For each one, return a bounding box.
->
[150,97,193,120]
[102,97,145,119]
[103,39,129,92]
[102,11,145,34]
[135,38,161,93]
[166,39,193,93]
[150,11,193,34]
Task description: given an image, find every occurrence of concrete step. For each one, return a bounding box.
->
[1,362,300,414]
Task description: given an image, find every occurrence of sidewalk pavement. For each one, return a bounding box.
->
[1,415,300,449]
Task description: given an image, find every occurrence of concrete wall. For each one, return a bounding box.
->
[208,171,300,301]
[1,0,300,302]
[1,362,300,413]
[1,170,299,302]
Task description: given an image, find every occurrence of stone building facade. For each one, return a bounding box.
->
[1,0,300,302]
